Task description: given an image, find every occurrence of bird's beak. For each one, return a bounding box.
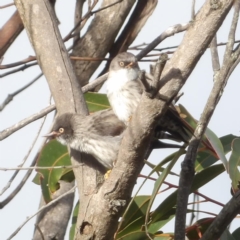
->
[43,131,59,138]
[126,61,136,68]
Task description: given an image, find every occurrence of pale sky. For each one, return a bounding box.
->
[1,0,240,239]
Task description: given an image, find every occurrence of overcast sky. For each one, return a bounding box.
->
[1,0,240,239]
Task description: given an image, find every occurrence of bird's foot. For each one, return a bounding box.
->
[104,170,112,180]
[126,115,132,124]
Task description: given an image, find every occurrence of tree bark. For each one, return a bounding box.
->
[72,0,136,86]
[14,0,234,240]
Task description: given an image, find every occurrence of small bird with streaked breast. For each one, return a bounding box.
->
[106,52,191,143]
[44,109,182,170]
[45,109,126,169]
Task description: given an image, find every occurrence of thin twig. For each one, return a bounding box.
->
[0,116,49,207]
[136,22,190,60]
[0,56,36,69]
[91,0,123,14]
[191,0,196,20]
[35,224,45,240]
[70,56,109,61]
[82,72,109,92]
[0,72,108,141]
[65,0,122,43]
[0,116,46,196]
[129,39,240,52]
[0,164,82,171]
[174,3,240,239]
[0,3,14,9]
[0,105,55,141]
[0,62,38,78]
[64,0,99,42]
[210,35,220,76]
[0,73,43,111]
[6,186,76,240]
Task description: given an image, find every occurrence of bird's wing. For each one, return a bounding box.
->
[90,109,126,137]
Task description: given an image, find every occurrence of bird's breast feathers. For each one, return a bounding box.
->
[106,68,139,93]
[106,69,142,123]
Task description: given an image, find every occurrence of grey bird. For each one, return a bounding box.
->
[106,52,191,143]
[45,109,181,169]
[45,109,125,169]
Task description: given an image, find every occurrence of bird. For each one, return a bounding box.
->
[44,109,182,170]
[106,52,191,143]
[45,109,126,169]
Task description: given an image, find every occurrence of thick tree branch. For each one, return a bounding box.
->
[7,185,76,240]
[74,1,235,239]
[175,1,237,239]
[14,0,87,115]
[14,1,88,240]
[201,190,240,240]
[0,11,24,57]
[72,0,136,86]
[96,0,158,87]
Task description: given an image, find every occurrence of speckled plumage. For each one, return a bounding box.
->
[49,109,126,169]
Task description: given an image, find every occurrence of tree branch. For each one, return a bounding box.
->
[201,190,240,240]
[72,0,136,87]
[0,10,24,57]
[0,105,55,141]
[74,1,234,239]
[175,1,237,239]
[0,73,43,111]
[7,185,76,240]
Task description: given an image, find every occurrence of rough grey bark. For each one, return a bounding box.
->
[14,0,235,239]
[72,0,136,86]
[74,1,235,239]
[14,0,88,239]
[33,181,75,240]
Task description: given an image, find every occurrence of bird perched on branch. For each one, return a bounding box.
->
[45,109,125,169]
[106,52,191,143]
[45,109,181,170]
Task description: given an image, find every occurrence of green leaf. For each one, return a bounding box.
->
[204,128,228,172]
[84,92,110,112]
[117,151,185,238]
[151,164,224,223]
[154,233,174,240]
[221,135,239,153]
[146,148,186,234]
[195,148,218,172]
[148,210,175,233]
[177,105,209,143]
[69,201,79,240]
[117,230,153,240]
[229,138,240,191]
[118,195,151,235]
[195,134,237,172]
[35,140,71,202]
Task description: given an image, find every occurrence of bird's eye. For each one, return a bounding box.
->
[59,128,64,133]
[119,61,125,67]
